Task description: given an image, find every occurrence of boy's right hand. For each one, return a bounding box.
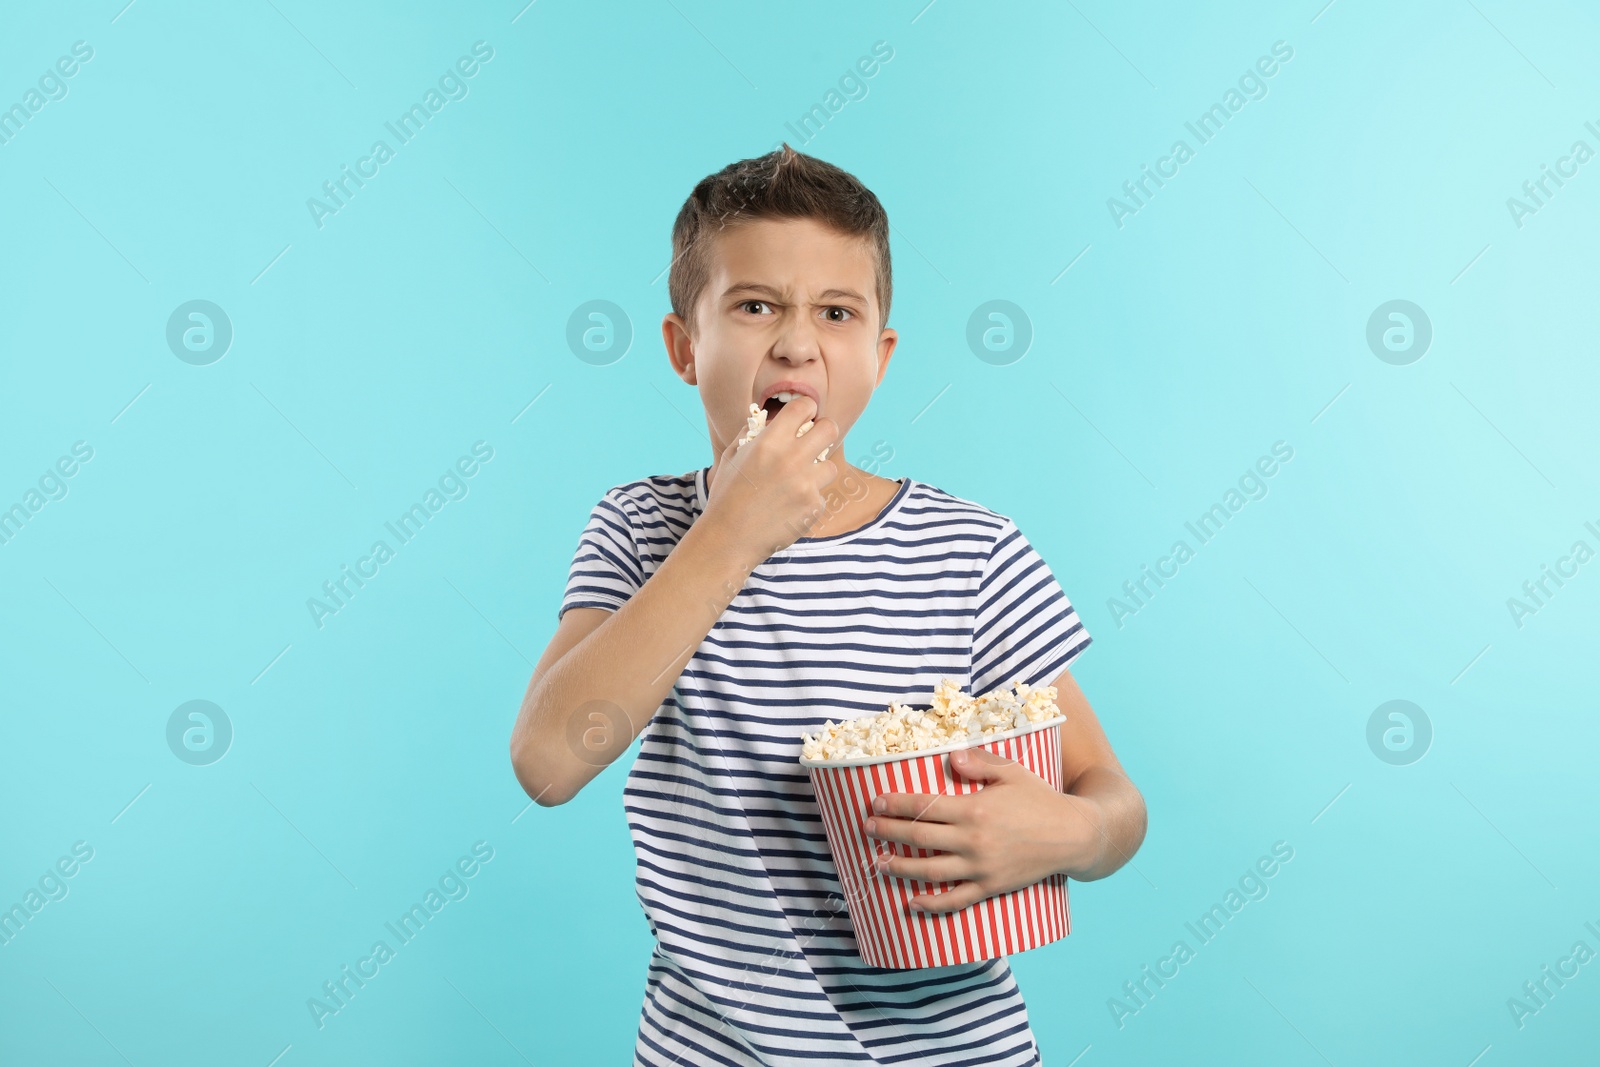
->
[702,395,841,566]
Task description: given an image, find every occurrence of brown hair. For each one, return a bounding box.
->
[668,143,892,336]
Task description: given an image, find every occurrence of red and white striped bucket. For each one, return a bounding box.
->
[800,715,1071,969]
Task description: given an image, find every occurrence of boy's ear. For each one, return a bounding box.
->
[874,326,898,388]
[662,313,697,385]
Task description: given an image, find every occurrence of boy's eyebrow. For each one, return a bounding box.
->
[723,282,869,305]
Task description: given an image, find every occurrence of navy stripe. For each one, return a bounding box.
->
[711,619,973,637]
[639,993,759,1066]
[560,469,1080,1065]
[557,596,626,618]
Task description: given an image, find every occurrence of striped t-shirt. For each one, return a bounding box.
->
[559,466,1092,1066]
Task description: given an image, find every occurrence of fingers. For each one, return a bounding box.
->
[804,416,840,448]
[772,397,840,448]
[949,747,1017,781]
[810,444,838,474]
[804,417,840,469]
[863,813,961,852]
[871,791,955,822]
[770,393,818,429]
[875,849,971,885]
[812,447,838,483]
[910,881,988,914]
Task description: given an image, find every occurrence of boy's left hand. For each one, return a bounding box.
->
[861,746,1103,913]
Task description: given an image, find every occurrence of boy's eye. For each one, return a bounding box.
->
[823,306,853,323]
[740,300,773,315]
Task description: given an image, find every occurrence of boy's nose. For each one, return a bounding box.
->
[771,320,823,363]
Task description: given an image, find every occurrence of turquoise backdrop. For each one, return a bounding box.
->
[3,1,1597,1063]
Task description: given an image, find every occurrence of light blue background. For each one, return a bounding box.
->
[3,1,1597,1064]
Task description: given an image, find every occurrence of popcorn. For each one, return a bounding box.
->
[735,401,769,448]
[735,401,833,463]
[800,677,1061,762]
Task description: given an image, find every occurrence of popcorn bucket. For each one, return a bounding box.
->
[800,714,1070,968]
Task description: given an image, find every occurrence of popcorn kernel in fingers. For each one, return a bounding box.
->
[736,402,768,448]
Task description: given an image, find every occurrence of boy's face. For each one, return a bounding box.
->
[663,217,897,462]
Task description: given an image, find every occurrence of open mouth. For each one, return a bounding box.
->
[758,390,809,421]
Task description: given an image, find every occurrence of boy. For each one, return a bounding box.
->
[509,145,1147,1066]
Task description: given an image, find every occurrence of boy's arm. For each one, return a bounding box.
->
[511,395,844,808]
[1050,666,1147,882]
[862,665,1147,909]
[508,515,756,807]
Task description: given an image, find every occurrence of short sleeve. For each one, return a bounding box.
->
[969,517,1092,695]
[558,489,646,621]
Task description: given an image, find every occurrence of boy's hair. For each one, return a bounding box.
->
[668,143,892,336]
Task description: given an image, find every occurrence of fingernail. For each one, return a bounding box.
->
[863,818,876,834]
[872,796,885,813]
